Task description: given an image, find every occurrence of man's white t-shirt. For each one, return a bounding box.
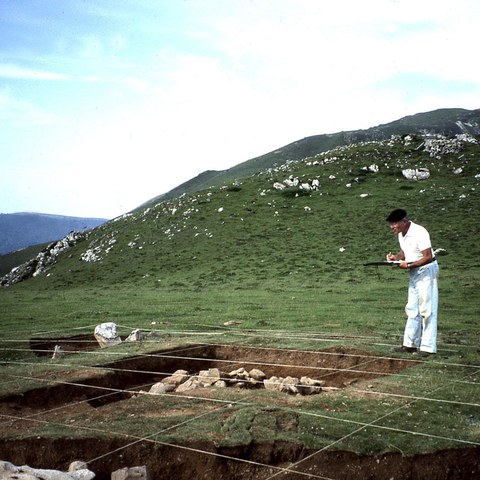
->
[398,221,432,263]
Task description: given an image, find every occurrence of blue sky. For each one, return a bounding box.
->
[1,0,479,218]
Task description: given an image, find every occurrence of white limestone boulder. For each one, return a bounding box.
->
[94,322,121,348]
[402,168,430,180]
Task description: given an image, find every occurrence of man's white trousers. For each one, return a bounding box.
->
[403,261,439,353]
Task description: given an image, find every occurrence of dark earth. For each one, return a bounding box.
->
[1,338,478,479]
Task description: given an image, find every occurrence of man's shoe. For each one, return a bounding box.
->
[393,346,417,353]
[413,350,434,358]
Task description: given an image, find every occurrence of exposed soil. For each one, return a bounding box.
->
[1,438,478,480]
[30,334,99,355]
[1,342,479,479]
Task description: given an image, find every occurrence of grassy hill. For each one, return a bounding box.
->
[140,107,480,207]
[1,131,479,478]
[14,133,478,294]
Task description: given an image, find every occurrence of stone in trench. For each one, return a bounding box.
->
[264,376,299,394]
[248,368,266,386]
[280,376,299,394]
[149,382,167,395]
[249,368,266,381]
[161,370,190,392]
[198,368,222,387]
[111,465,149,480]
[0,460,95,480]
[264,376,281,392]
[52,345,65,360]
[228,367,249,381]
[175,377,201,393]
[297,376,325,395]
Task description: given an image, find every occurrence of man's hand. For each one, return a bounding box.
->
[398,261,409,269]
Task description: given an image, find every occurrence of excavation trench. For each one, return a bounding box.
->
[7,343,410,409]
[1,343,478,479]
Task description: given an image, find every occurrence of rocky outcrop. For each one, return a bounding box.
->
[0,231,85,287]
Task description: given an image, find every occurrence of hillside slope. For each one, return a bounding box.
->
[140,108,480,208]
[11,133,478,292]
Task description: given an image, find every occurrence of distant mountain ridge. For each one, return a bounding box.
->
[140,107,480,208]
[0,212,107,255]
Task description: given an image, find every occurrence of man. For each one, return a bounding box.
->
[386,209,439,357]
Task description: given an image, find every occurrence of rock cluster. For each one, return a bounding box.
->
[402,168,430,181]
[0,460,94,480]
[147,368,325,396]
[272,175,321,192]
[423,134,476,159]
[0,231,84,287]
[93,323,147,349]
[0,461,149,480]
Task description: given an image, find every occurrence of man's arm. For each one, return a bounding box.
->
[399,248,433,269]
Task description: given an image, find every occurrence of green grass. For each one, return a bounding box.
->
[1,135,479,459]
